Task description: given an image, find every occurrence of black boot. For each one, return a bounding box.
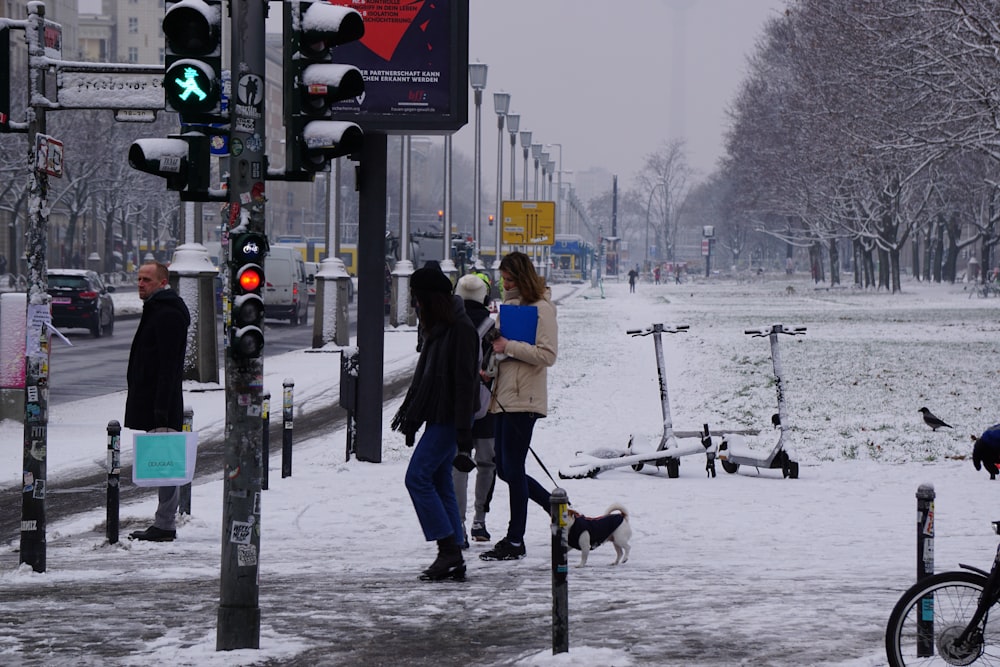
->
[421,537,466,581]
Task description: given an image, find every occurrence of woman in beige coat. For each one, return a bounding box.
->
[480,252,558,562]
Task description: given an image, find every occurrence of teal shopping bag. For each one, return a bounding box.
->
[133,432,198,486]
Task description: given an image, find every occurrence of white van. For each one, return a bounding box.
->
[265,245,309,325]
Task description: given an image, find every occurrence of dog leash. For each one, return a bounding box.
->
[486,384,560,488]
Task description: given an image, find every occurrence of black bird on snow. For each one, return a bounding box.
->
[919,407,953,431]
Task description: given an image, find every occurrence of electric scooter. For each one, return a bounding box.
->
[559,323,717,480]
[716,324,805,479]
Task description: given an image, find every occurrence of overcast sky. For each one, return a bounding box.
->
[90,0,785,193]
[454,0,787,190]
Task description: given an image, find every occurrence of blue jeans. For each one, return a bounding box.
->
[405,423,464,543]
[494,412,551,544]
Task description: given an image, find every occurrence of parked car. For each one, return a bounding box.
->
[264,245,309,325]
[47,268,116,337]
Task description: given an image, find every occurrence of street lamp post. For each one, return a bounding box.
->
[506,113,520,200]
[520,130,532,199]
[531,143,542,199]
[469,62,488,262]
[546,143,563,234]
[645,182,668,269]
[546,160,555,204]
[539,151,549,199]
[493,92,510,268]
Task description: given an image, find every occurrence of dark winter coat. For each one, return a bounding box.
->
[397,295,478,434]
[568,513,626,551]
[463,298,496,439]
[125,287,191,431]
[973,424,1000,478]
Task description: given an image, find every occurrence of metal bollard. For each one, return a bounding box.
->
[106,420,121,545]
[702,423,716,478]
[262,391,270,491]
[281,379,294,478]
[916,483,935,658]
[550,487,570,655]
[339,349,359,462]
[179,407,193,515]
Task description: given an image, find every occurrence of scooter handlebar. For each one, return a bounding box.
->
[626,323,690,336]
[745,325,808,336]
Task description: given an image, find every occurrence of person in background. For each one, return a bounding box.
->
[480,252,558,562]
[126,262,190,543]
[452,272,497,547]
[627,266,638,293]
[391,264,479,580]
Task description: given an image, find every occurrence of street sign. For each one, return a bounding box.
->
[58,71,164,110]
[34,134,63,177]
[114,109,157,122]
[501,200,555,246]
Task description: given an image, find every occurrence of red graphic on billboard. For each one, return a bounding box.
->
[358,1,425,61]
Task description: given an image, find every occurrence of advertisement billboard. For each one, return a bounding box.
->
[327,0,469,134]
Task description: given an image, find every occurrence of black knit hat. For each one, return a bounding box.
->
[411,265,452,294]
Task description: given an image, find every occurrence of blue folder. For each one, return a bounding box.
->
[499,304,538,344]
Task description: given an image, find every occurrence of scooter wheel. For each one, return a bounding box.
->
[784,460,799,479]
[631,463,645,472]
[666,459,680,479]
[720,460,739,474]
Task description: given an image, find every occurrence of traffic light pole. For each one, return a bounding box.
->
[20,3,50,574]
[217,0,265,651]
[354,132,388,462]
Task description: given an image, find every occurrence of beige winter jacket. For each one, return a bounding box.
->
[489,287,557,416]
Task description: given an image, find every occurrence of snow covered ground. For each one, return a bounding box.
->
[1,273,999,666]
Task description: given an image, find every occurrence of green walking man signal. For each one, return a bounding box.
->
[173,66,209,103]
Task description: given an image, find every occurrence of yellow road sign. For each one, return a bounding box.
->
[501,200,555,246]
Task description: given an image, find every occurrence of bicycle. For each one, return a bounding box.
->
[885,520,1000,666]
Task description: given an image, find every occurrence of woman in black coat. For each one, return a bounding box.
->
[392,265,478,581]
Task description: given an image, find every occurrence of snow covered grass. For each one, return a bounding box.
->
[1,273,998,666]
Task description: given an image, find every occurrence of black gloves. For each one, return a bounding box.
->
[453,429,475,472]
[453,451,475,472]
[391,410,419,447]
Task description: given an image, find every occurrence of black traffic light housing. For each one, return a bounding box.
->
[128,132,211,200]
[163,0,223,122]
[229,232,268,360]
[282,0,365,177]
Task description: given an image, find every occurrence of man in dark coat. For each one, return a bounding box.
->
[125,262,190,542]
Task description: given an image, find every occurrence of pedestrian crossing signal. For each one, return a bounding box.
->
[162,0,222,119]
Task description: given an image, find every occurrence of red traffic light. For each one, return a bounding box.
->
[238,266,262,291]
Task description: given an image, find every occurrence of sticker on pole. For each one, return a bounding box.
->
[132,432,198,486]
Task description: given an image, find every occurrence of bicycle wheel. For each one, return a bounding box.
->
[885,570,1000,666]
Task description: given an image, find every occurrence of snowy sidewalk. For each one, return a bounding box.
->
[2,276,999,666]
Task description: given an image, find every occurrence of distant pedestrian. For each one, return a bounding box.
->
[0,252,7,277]
[481,252,558,562]
[627,267,638,293]
[653,266,661,285]
[126,262,190,543]
[391,264,478,581]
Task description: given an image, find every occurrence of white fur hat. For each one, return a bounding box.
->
[455,273,490,304]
